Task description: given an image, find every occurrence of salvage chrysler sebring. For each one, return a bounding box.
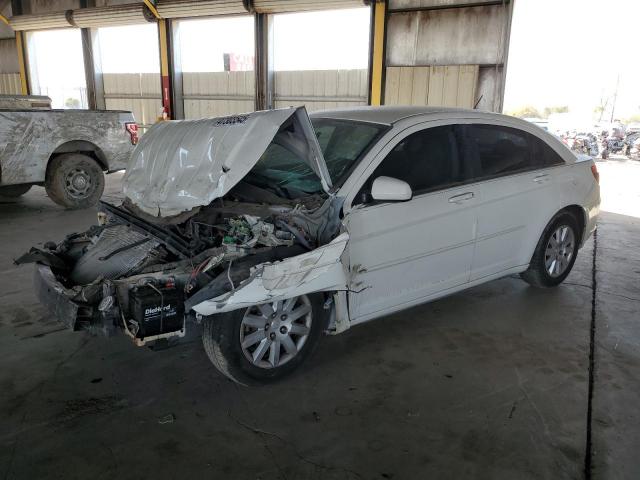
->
[17,106,600,385]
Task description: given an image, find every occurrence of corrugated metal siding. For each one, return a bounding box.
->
[389,0,501,10]
[182,71,255,119]
[103,73,161,130]
[384,65,478,108]
[274,69,367,113]
[0,39,19,73]
[0,74,21,94]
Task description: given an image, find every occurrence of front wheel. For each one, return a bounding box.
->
[45,153,105,209]
[521,212,580,288]
[202,294,327,385]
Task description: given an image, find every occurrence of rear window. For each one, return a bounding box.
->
[465,124,563,179]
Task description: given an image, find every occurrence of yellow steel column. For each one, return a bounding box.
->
[15,31,29,95]
[369,0,386,106]
[158,18,172,119]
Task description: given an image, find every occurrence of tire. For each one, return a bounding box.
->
[45,153,105,209]
[202,294,327,385]
[521,212,580,288]
[0,184,31,198]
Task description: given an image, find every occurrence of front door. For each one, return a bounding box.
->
[344,124,478,323]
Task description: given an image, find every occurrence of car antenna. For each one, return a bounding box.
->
[473,95,484,110]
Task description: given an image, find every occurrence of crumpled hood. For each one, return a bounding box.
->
[122,107,331,218]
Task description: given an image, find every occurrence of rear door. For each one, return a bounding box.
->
[462,123,565,280]
[344,123,478,323]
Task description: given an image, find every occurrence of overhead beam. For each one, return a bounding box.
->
[369,0,386,106]
[142,0,161,19]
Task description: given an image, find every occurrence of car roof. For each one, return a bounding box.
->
[309,105,514,126]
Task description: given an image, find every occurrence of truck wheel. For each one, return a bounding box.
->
[202,294,327,385]
[0,184,31,198]
[45,153,105,209]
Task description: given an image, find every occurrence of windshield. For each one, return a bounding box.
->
[244,118,387,198]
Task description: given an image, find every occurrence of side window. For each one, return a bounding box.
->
[466,124,532,177]
[356,125,462,203]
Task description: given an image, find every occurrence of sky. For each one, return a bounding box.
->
[503,0,640,120]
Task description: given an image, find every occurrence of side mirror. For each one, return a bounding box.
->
[370,176,412,202]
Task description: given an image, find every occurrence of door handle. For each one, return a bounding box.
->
[533,173,550,183]
[448,192,474,203]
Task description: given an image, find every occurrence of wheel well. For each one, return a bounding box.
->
[47,141,108,174]
[559,205,586,244]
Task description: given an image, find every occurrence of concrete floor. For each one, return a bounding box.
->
[0,159,638,479]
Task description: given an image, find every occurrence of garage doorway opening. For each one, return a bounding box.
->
[26,29,87,109]
[271,8,371,112]
[174,15,255,119]
[95,24,161,131]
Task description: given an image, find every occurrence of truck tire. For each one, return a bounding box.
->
[202,294,327,385]
[45,153,105,209]
[0,184,31,198]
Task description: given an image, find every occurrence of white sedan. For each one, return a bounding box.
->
[21,106,600,385]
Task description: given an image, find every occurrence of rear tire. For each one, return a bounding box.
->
[521,212,580,288]
[202,294,327,385]
[0,184,31,198]
[45,153,105,209]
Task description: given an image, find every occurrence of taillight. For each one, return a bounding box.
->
[591,163,600,184]
[125,122,139,145]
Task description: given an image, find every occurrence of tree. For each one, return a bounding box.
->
[506,105,542,118]
[64,97,81,109]
[543,105,569,117]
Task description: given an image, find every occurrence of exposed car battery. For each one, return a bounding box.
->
[128,284,184,338]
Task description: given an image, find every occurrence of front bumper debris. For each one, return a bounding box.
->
[34,265,93,331]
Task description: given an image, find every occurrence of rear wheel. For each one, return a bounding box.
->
[45,153,105,209]
[521,212,580,288]
[202,294,327,385]
[0,184,31,198]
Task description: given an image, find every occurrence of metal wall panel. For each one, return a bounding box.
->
[274,69,367,113]
[476,65,503,112]
[389,0,502,10]
[0,74,21,94]
[0,39,19,73]
[386,5,506,66]
[103,73,162,130]
[182,71,255,119]
[384,65,478,108]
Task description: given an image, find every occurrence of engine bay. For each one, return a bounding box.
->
[17,183,341,346]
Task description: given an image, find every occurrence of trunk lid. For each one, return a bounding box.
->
[122,107,331,218]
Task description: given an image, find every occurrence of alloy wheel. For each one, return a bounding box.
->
[544,225,575,277]
[239,295,312,369]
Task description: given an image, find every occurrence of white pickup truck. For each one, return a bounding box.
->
[0,95,137,208]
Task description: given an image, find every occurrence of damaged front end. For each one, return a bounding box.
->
[17,194,347,346]
[16,107,350,347]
